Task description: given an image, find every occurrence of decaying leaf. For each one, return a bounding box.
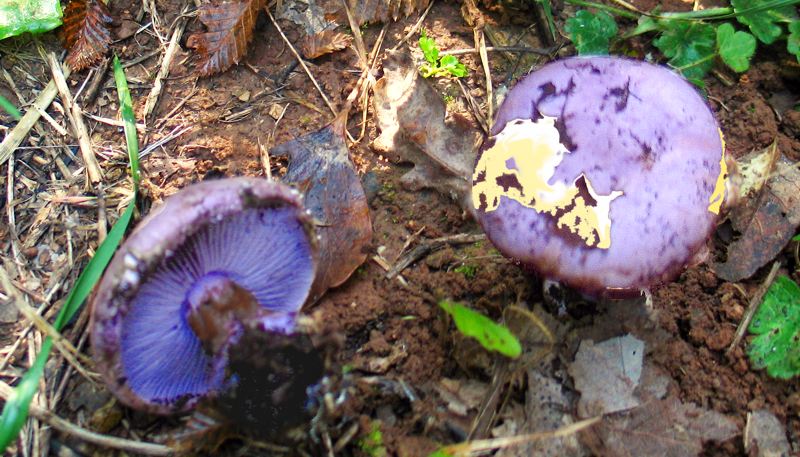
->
[186,0,265,76]
[273,112,372,304]
[714,147,800,282]
[568,335,644,417]
[61,0,113,71]
[373,50,481,212]
[301,29,353,59]
[744,410,791,457]
[588,397,738,457]
[330,0,432,27]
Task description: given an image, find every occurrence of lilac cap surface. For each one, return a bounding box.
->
[472,56,728,296]
[90,178,316,414]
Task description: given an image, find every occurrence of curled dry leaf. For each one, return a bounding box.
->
[714,146,800,282]
[273,112,373,304]
[301,30,353,59]
[373,50,481,212]
[61,0,113,71]
[186,0,265,76]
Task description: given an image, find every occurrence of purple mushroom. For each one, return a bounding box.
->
[472,56,730,297]
[90,178,317,414]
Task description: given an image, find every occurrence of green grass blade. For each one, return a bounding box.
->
[0,338,53,450]
[112,55,140,188]
[0,53,141,455]
[0,95,21,120]
[536,0,558,41]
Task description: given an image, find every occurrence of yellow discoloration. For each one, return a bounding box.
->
[707,129,727,215]
[473,117,623,249]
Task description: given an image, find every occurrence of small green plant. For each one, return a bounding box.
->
[439,300,521,358]
[747,275,800,379]
[565,9,618,55]
[454,264,478,279]
[565,0,799,86]
[419,31,468,78]
[358,420,387,457]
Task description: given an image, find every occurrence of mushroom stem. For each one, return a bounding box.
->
[185,273,261,355]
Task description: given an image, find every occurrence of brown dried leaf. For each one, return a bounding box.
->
[273,112,373,304]
[587,397,739,457]
[186,0,265,76]
[301,30,353,59]
[372,50,481,212]
[61,0,113,71]
[714,151,800,282]
[318,0,431,27]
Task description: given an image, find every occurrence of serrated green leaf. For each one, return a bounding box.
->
[419,32,438,65]
[716,23,756,72]
[439,301,521,358]
[788,20,800,62]
[747,275,800,379]
[0,0,62,40]
[732,0,799,44]
[0,55,140,454]
[654,20,716,81]
[565,10,618,55]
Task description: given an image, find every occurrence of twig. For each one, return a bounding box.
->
[48,53,103,184]
[32,106,68,136]
[391,0,436,51]
[474,28,493,124]
[0,381,172,455]
[457,78,489,134]
[81,57,111,105]
[439,45,554,56]
[726,261,781,355]
[387,233,486,279]
[341,0,368,69]
[0,67,71,167]
[143,14,188,122]
[265,6,336,116]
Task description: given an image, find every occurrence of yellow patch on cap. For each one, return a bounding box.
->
[707,129,727,215]
[472,117,623,249]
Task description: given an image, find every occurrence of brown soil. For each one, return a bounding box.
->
[1,0,800,456]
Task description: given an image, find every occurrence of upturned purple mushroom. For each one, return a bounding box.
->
[472,56,730,297]
[90,178,317,414]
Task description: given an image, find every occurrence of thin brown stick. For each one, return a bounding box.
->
[474,28,493,124]
[0,381,172,455]
[391,0,435,51]
[387,234,486,279]
[265,6,336,116]
[0,68,70,166]
[143,14,188,122]
[47,53,103,183]
[341,0,368,69]
[727,261,782,355]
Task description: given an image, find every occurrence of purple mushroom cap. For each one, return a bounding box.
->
[472,56,728,297]
[90,178,317,414]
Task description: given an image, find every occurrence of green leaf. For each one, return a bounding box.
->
[439,55,468,78]
[419,31,439,65]
[732,0,799,44]
[565,10,618,55]
[0,55,141,454]
[788,20,800,62]
[716,23,756,72]
[439,301,521,358]
[747,275,800,379]
[654,20,716,81]
[0,0,62,40]
[0,94,21,120]
[427,450,453,457]
[793,233,800,241]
